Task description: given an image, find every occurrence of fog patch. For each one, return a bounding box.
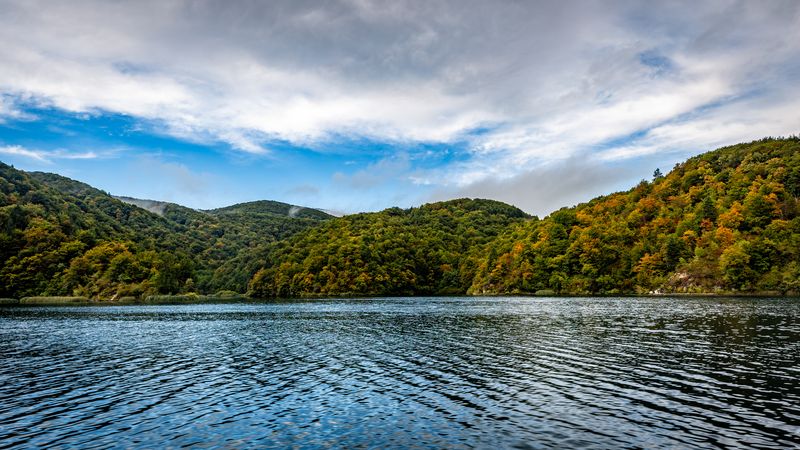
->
[115,196,170,216]
[288,205,302,217]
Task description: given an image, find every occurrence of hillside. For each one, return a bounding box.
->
[113,195,334,292]
[248,199,530,297]
[2,137,799,300]
[208,200,332,220]
[0,167,331,298]
[468,137,800,295]
[114,196,175,216]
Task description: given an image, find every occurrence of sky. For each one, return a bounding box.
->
[0,0,798,216]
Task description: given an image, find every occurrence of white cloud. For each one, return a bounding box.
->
[599,88,800,161]
[0,145,48,162]
[56,150,99,160]
[0,145,101,163]
[0,95,36,123]
[0,0,798,195]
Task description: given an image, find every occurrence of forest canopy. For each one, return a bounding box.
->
[1,137,798,300]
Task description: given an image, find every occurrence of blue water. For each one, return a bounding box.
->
[0,297,798,449]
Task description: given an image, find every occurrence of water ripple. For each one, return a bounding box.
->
[0,297,798,449]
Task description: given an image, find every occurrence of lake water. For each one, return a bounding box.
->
[0,297,798,449]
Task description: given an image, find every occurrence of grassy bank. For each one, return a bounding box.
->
[19,296,90,304]
[0,293,248,305]
[143,294,247,304]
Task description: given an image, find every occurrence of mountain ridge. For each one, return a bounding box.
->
[0,166,333,298]
[115,195,333,221]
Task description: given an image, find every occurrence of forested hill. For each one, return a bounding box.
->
[248,137,800,297]
[2,137,799,300]
[469,137,800,295]
[0,166,331,299]
[208,200,333,220]
[248,199,531,297]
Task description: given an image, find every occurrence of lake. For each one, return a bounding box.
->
[0,297,798,449]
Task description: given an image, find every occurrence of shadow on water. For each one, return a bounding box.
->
[0,296,798,448]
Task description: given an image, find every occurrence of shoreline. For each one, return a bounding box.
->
[2,292,799,306]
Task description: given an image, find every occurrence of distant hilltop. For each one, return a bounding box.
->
[115,196,332,220]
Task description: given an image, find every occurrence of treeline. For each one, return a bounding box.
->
[468,137,800,295]
[2,137,799,300]
[0,166,330,299]
[248,199,529,297]
[247,137,800,297]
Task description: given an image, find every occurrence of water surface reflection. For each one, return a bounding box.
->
[0,297,798,448]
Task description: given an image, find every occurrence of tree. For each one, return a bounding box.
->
[720,242,753,290]
[184,278,196,293]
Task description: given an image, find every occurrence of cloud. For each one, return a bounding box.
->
[119,156,215,207]
[0,95,36,123]
[0,145,99,163]
[0,145,48,162]
[286,184,320,197]
[333,154,411,189]
[431,157,638,217]
[599,88,800,161]
[0,0,798,197]
[55,150,99,160]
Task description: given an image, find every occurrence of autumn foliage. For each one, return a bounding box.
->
[2,137,799,299]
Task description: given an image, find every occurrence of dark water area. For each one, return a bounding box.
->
[0,297,798,449]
